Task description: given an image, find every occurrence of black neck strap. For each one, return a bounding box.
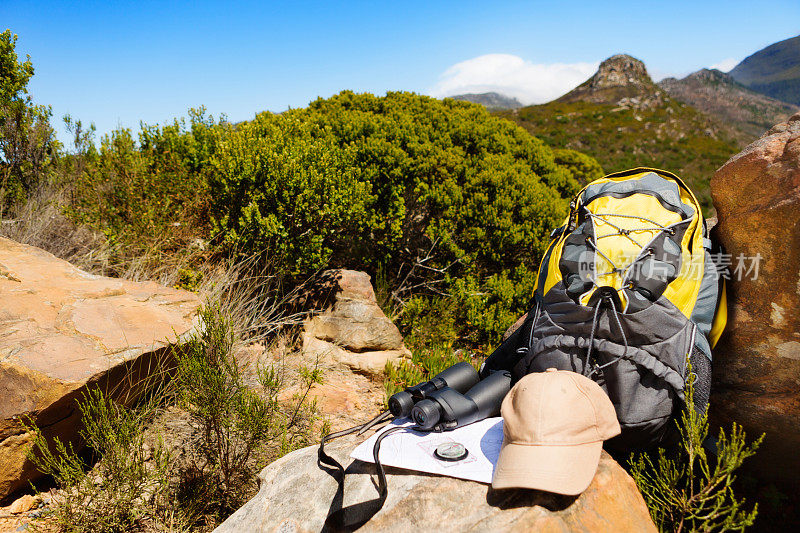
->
[318,419,405,531]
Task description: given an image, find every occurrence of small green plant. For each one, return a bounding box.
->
[25,387,175,533]
[175,303,320,518]
[176,303,281,516]
[630,376,764,532]
[279,360,324,456]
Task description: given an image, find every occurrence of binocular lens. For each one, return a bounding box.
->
[411,400,441,430]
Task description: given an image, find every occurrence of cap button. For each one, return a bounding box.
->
[546,367,558,372]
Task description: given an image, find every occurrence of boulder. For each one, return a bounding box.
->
[710,112,800,483]
[214,433,656,532]
[0,237,200,501]
[300,270,410,376]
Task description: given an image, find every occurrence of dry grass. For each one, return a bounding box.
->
[0,186,111,272]
[0,184,209,287]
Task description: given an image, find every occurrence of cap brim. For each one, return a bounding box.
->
[491,440,602,495]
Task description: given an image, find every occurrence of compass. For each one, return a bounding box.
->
[434,442,469,462]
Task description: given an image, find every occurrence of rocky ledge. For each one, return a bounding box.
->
[299,270,410,376]
[214,433,656,532]
[0,237,200,500]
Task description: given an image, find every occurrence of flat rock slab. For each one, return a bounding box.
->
[215,433,656,533]
[0,237,200,500]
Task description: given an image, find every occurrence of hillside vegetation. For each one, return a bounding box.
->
[502,100,742,213]
[208,91,591,345]
[499,55,743,213]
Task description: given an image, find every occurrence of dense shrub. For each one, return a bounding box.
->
[210,91,583,344]
[67,108,217,260]
[552,147,605,185]
[0,30,59,212]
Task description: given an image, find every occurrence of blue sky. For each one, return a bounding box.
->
[3,0,799,142]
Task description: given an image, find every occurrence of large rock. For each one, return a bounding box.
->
[300,270,410,376]
[215,434,656,532]
[0,237,200,500]
[710,112,800,483]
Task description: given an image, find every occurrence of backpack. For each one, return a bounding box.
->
[482,167,727,451]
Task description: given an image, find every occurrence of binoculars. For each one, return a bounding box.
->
[411,370,511,431]
[388,362,480,418]
[387,360,512,432]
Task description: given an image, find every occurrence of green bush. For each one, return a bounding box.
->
[175,303,320,519]
[208,113,375,274]
[210,91,585,344]
[66,108,217,265]
[25,388,176,532]
[0,29,58,212]
[630,376,763,532]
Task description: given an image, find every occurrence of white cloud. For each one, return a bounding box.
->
[709,57,739,72]
[429,54,599,105]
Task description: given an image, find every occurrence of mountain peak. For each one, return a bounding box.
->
[729,34,800,106]
[685,68,738,85]
[557,54,662,108]
[590,54,653,89]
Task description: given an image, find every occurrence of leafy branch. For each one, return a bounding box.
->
[630,369,763,532]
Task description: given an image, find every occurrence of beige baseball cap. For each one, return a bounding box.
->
[491,368,621,495]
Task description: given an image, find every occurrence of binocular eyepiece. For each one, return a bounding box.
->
[411,370,512,431]
[388,361,480,418]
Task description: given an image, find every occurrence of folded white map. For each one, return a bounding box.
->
[349,417,504,484]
